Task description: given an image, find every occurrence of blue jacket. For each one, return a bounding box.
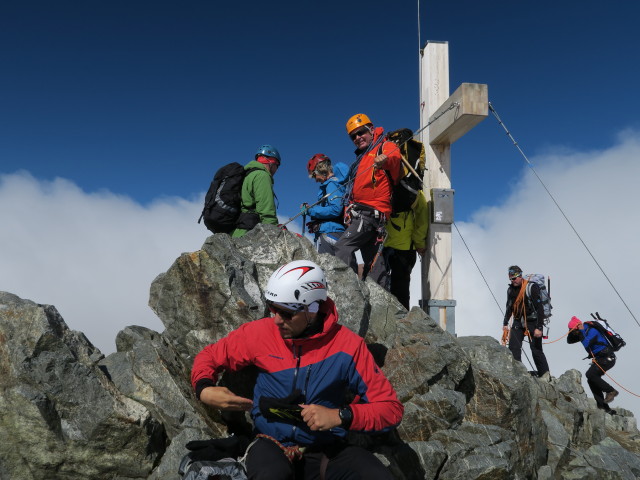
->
[307,163,348,235]
[581,324,610,356]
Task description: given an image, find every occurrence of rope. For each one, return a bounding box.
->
[542,329,571,344]
[591,357,640,398]
[451,222,539,369]
[417,0,421,54]
[341,102,459,200]
[255,434,305,462]
[453,222,504,317]
[282,103,459,227]
[488,102,640,329]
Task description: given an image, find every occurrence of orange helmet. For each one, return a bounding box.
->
[346,113,372,135]
[307,153,330,176]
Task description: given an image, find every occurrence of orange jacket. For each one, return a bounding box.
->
[351,127,403,217]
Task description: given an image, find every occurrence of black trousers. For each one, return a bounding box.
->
[384,247,417,310]
[586,355,616,410]
[246,437,393,480]
[508,323,550,376]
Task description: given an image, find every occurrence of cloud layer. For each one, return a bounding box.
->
[3,131,639,416]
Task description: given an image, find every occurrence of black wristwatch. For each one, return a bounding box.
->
[338,406,353,428]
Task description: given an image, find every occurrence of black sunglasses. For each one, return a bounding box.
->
[349,128,370,140]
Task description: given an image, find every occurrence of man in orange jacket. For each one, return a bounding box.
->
[335,113,403,288]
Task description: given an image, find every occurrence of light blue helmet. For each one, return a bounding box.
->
[255,145,281,164]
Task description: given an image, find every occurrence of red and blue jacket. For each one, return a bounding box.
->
[191,298,403,446]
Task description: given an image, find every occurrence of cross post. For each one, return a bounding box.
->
[418,41,488,333]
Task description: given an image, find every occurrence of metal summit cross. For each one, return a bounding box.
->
[418,41,488,334]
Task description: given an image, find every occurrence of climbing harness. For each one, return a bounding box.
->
[284,102,460,230]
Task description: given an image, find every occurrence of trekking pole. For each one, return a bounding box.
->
[280,193,332,227]
[301,207,307,236]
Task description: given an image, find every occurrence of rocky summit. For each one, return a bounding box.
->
[1,224,639,479]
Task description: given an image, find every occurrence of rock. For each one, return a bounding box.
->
[1,225,639,479]
[0,292,165,479]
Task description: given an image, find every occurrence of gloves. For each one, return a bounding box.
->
[185,435,251,461]
[306,221,320,234]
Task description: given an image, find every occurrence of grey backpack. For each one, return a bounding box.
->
[178,436,250,480]
[179,456,247,480]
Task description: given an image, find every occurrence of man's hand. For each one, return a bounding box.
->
[502,325,509,332]
[299,404,341,431]
[533,328,543,338]
[416,247,426,257]
[199,386,253,411]
[373,154,388,170]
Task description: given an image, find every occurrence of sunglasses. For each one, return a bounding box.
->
[509,274,521,280]
[349,128,370,140]
[267,302,302,320]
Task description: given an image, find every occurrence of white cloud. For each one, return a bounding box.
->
[0,171,206,353]
[0,171,301,356]
[411,129,640,417]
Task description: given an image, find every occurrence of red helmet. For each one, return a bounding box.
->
[307,153,330,176]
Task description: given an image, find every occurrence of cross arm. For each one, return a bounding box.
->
[428,83,488,145]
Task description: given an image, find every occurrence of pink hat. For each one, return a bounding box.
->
[568,316,582,329]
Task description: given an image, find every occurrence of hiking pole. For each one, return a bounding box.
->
[281,192,334,227]
[301,205,308,236]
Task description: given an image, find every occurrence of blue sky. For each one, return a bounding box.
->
[3,0,638,219]
[2,1,640,415]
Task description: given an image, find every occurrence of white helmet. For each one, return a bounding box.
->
[264,260,327,306]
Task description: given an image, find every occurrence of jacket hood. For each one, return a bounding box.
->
[246,160,270,172]
[284,297,339,345]
[328,162,349,184]
[372,126,385,143]
[318,297,338,334]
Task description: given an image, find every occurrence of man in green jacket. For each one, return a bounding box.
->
[382,191,428,309]
[232,145,280,238]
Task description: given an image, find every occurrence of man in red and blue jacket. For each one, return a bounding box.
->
[191,260,403,479]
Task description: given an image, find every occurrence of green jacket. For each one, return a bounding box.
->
[384,190,428,250]
[231,161,278,238]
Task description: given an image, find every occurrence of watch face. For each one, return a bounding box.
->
[339,407,352,424]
